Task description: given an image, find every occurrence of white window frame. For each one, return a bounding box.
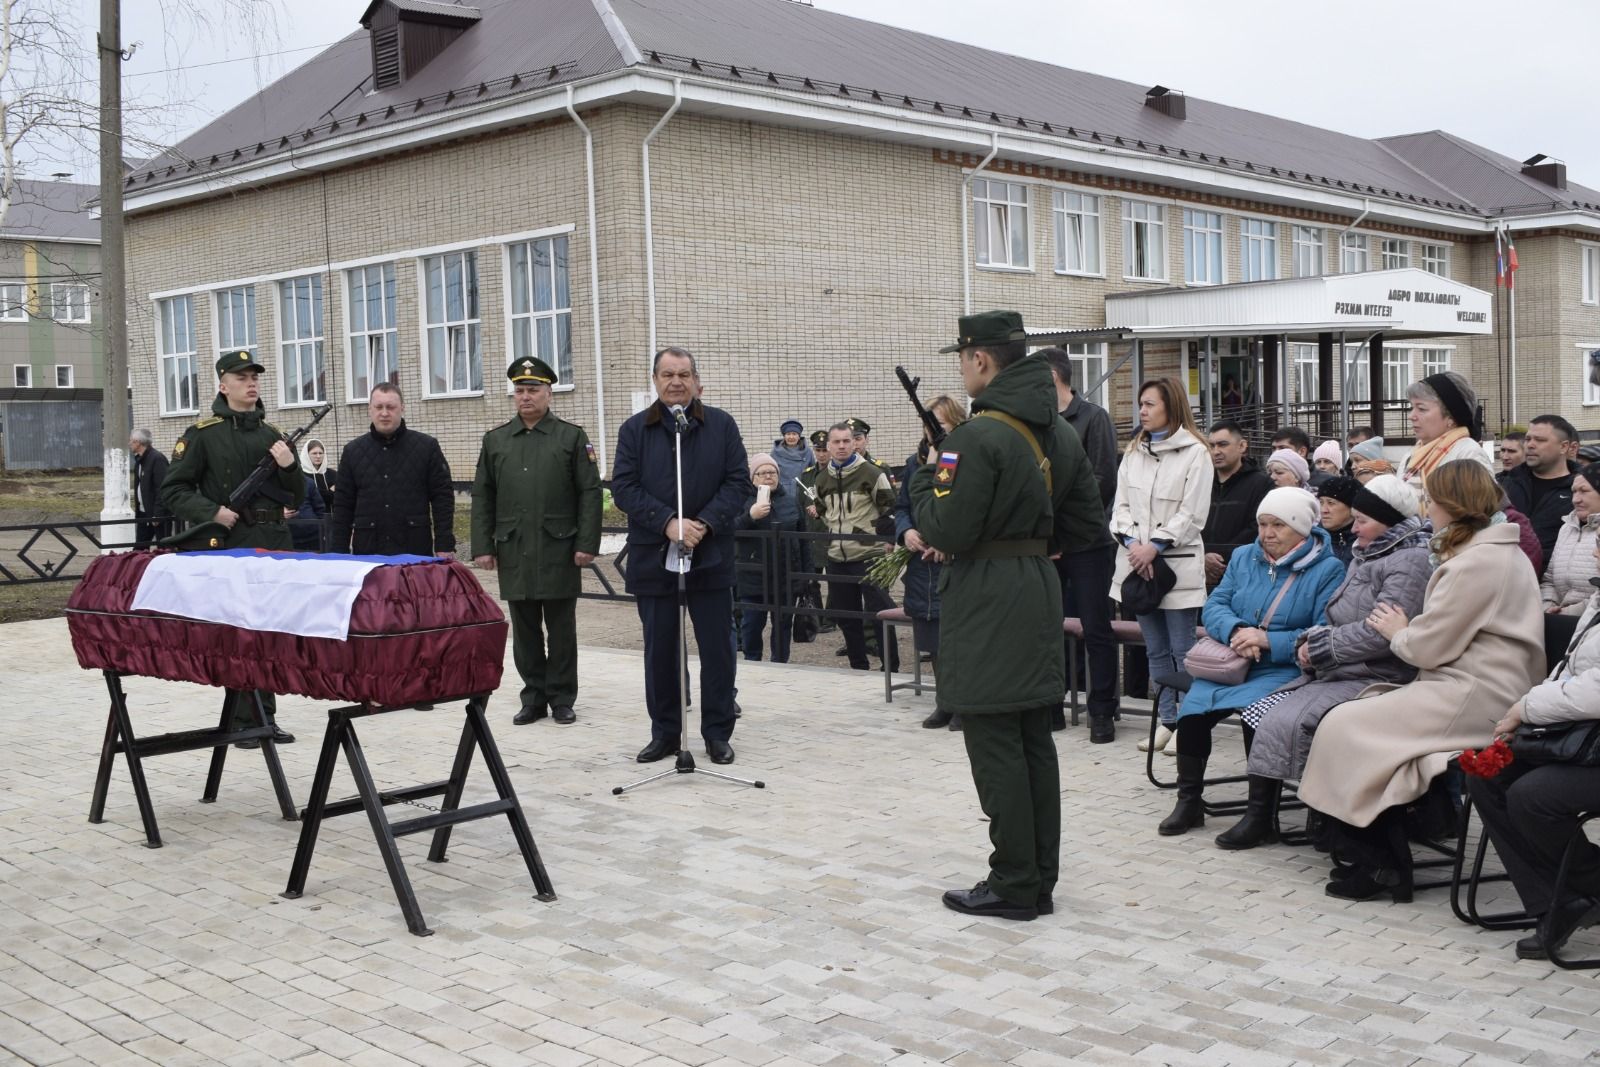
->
[12,364,31,388]
[1240,218,1278,282]
[1053,190,1103,276]
[1293,226,1325,278]
[50,283,90,324]
[1382,347,1411,403]
[1342,345,1371,403]
[1122,199,1167,282]
[504,235,576,391]
[420,250,483,398]
[1418,347,1451,378]
[276,275,327,408]
[1293,344,1319,404]
[345,262,400,402]
[1420,243,1449,277]
[1,281,28,321]
[1066,342,1108,406]
[1581,244,1600,306]
[54,364,73,388]
[1182,209,1224,286]
[1340,232,1370,274]
[972,177,1031,270]
[156,295,198,416]
[214,286,257,365]
[1381,238,1410,269]
[1580,343,1600,407]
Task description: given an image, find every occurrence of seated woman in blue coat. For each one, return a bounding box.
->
[1159,487,1346,836]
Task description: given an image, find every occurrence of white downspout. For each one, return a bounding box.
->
[566,85,609,474]
[642,79,683,383]
[961,131,1000,314]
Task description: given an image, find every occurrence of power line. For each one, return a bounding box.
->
[123,38,358,81]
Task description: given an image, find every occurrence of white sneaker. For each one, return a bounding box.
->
[1138,724,1173,752]
[1163,730,1180,757]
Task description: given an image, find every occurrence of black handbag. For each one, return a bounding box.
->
[1509,721,1600,768]
[1119,552,1183,615]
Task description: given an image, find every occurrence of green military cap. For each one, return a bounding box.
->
[508,355,558,385]
[846,417,871,436]
[216,349,265,376]
[809,429,828,448]
[938,309,1029,353]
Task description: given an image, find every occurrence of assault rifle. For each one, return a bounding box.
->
[160,403,333,550]
[895,365,946,451]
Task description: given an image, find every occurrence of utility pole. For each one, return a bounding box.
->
[98,0,132,545]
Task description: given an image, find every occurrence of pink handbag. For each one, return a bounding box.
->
[1183,573,1299,686]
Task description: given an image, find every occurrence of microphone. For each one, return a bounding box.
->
[669,404,688,431]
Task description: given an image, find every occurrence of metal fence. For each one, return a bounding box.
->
[0,400,104,470]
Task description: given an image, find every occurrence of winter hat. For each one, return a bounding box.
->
[1349,436,1386,463]
[779,419,803,435]
[748,452,779,477]
[1313,440,1343,468]
[1265,448,1310,486]
[1351,473,1416,527]
[1316,476,1361,507]
[1258,487,1321,538]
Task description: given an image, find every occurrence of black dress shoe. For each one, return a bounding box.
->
[513,706,548,726]
[1088,715,1116,743]
[707,740,735,764]
[271,726,295,744]
[733,700,743,719]
[235,738,260,750]
[947,714,963,731]
[551,705,576,724]
[1036,893,1053,915]
[636,737,680,763]
[921,709,953,729]
[941,881,1037,921]
[1325,867,1412,904]
[1517,896,1600,960]
[1049,707,1067,732]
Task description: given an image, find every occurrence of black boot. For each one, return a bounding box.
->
[1088,713,1115,744]
[1215,776,1282,850]
[1049,707,1067,732]
[1158,754,1207,835]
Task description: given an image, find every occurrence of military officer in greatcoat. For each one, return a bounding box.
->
[909,311,1106,920]
[472,357,603,726]
[159,348,305,743]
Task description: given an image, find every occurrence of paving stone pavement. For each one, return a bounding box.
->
[2,616,1597,1067]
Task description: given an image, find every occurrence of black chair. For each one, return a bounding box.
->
[1449,792,1535,930]
[1145,670,1251,818]
[1548,811,1600,970]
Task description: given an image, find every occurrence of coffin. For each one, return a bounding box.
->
[66,551,507,707]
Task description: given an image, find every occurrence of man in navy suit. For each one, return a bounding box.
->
[610,347,751,766]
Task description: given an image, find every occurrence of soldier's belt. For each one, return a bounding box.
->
[962,539,1048,560]
[242,508,285,525]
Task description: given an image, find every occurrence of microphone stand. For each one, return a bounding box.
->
[614,404,764,795]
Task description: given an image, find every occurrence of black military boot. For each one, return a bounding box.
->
[1158,754,1207,835]
[1214,775,1282,850]
[1088,713,1116,744]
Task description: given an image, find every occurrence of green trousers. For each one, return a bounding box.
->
[959,707,1061,905]
[225,689,277,730]
[508,597,578,712]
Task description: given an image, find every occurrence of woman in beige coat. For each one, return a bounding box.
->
[1110,377,1212,739]
[1299,460,1544,902]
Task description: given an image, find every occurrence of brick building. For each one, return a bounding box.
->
[2,179,102,392]
[120,0,1600,474]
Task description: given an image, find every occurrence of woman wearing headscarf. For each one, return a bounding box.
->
[1400,371,1492,503]
[1316,477,1361,564]
[300,437,336,503]
[1313,441,1344,477]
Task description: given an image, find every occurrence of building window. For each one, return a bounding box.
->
[1419,348,1451,378]
[347,263,399,401]
[12,364,30,388]
[0,281,25,321]
[50,283,90,323]
[508,236,574,386]
[1293,226,1325,278]
[1122,200,1166,280]
[1382,348,1411,402]
[1241,219,1278,282]
[55,365,73,388]
[214,286,257,362]
[1582,245,1599,305]
[1294,344,1319,404]
[1066,343,1107,405]
[423,251,482,396]
[1420,243,1449,276]
[277,275,327,406]
[1182,209,1223,285]
[973,178,1030,269]
[1340,233,1369,273]
[157,295,198,415]
[1342,346,1370,403]
[1053,191,1102,275]
[1381,239,1409,269]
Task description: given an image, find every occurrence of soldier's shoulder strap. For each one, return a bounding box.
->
[192,415,223,430]
[975,410,1052,495]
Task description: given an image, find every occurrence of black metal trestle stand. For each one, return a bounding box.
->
[282,694,555,936]
[613,404,765,796]
[88,670,298,848]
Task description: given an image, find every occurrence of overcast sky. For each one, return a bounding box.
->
[36,0,1600,191]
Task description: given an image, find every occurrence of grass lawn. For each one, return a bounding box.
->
[0,469,105,524]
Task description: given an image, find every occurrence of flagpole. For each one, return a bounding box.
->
[1508,230,1519,427]
[1494,227,1506,433]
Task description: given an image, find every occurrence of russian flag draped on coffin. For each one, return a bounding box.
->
[68,550,508,707]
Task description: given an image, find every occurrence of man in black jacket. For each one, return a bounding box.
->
[1503,414,1579,575]
[1203,420,1273,586]
[329,384,456,557]
[129,428,171,547]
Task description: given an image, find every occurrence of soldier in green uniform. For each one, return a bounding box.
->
[847,417,896,484]
[160,349,306,742]
[910,311,1106,921]
[472,356,603,726]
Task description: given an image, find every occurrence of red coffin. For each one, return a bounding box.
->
[66,552,508,707]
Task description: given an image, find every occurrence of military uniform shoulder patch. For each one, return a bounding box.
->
[193,416,223,430]
[173,438,188,458]
[933,451,960,496]
[584,442,597,463]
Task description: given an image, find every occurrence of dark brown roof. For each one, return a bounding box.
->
[1,179,99,242]
[126,0,1595,225]
[1379,130,1600,216]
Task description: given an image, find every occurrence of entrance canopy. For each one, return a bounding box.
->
[1104,267,1493,340]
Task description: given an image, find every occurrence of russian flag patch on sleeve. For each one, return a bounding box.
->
[935,451,960,489]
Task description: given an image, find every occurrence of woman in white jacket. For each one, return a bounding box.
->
[1110,377,1213,743]
[1467,536,1600,961]
[1540,464,1600,615]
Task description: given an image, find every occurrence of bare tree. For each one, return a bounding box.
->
[0,0,93,229]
